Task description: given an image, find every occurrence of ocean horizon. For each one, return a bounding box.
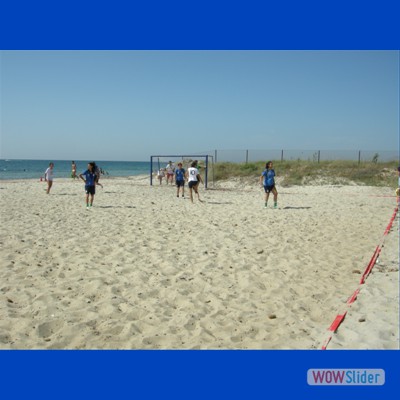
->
[0,159,152,180]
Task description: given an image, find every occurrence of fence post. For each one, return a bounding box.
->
[318,150,320,163]
[358,150,361,165]
[281,150,284,162]
[215,149,217,163]
[246,150,248,164]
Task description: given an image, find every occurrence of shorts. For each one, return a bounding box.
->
[264,185,275,193]
[176,180,185,187]
[85,185,96,195]
[188,181,199,189]
[167,173,174,178]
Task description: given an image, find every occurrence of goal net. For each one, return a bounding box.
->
[150,155,214,189]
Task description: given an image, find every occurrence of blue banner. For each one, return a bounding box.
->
[0,350,399,399]
[0,0,399,49]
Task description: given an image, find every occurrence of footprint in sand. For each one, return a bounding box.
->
[37,319,64,339]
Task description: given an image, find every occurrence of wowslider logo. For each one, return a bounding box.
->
[307,369,385,386]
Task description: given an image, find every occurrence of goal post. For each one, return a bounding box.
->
[150,155,213,189]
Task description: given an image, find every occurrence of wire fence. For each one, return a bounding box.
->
[197,149,398,164]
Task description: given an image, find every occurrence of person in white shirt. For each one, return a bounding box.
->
[165,161,175,185]
[157,168,165,185]
[44,162,54,194]
[185,161,203,203]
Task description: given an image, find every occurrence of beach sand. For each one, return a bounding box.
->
[328,204,399,350]
[0,176,398,349]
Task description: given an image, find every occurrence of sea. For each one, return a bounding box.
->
[0,159,152,180]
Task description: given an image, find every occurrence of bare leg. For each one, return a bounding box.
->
[272,187,278,208]
[264,192,270,204]
[194,184,203,202]
[272,187,278,203]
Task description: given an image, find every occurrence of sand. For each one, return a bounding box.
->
[328,205,399,349]
[0,175,398,349]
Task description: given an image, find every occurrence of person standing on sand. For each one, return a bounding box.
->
[185,161,203,203]
[92,162,103,188]
[165,161,175,185]
[175,162,186,197]
[157,168,165,185]
[79,162,100,209]
[259,161,278,208]
[71,161,78,179]
[44,162,54,194]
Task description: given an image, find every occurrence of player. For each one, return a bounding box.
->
[185,161,203,203]
[44,162,54,194]
[260,161,278,208]
[165,161,175,185]
[175,162,186,197]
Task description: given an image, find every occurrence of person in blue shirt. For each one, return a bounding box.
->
[79,162,100,209]
[175,162,186,198]
[259,161,278,208]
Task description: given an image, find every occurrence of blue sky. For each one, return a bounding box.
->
[1,50,398,161]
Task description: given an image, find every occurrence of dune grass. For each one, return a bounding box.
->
[211,160,399,187]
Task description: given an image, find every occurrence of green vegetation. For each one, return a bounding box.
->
[212,160,399,187]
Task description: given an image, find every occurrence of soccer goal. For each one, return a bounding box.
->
[150,155,214,189]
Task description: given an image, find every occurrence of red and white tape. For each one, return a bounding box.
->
[321,206,398,350]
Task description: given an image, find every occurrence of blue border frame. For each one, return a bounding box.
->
[1,350,399,399]
[1,1,399,50]
[0,1,399,399]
